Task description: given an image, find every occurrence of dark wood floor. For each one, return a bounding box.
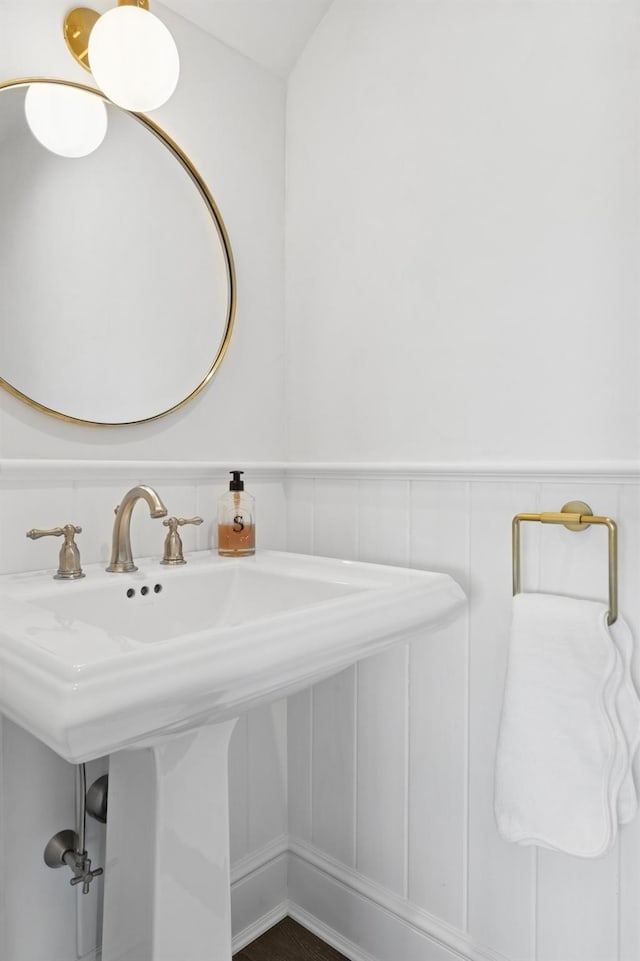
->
[234,918,349,961]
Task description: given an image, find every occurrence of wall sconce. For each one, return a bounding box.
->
[64,0,180,112]
[24,83,108,158]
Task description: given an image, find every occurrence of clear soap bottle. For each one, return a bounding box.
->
[217,470,255,556]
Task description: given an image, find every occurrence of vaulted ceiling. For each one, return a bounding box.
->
[160,0,334,78]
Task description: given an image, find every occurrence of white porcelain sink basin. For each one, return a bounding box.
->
[0,549,464,763]
[0,547,465,961]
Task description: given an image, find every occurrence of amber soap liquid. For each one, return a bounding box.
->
[217,521,255,556]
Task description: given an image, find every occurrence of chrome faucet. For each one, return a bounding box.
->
[106,485,168,573]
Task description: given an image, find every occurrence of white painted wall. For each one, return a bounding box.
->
[284,2,640,960]
[285,0,640,465]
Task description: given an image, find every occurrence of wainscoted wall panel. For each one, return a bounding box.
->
[356,646,408,897]
[408,617,467,930]
[536,847,619,961]
[287,687,313,843]
[467,480,538,959]
[618,482,640,961]
[407,481,469,928]
[0,720,77,961]
[1,460,639,961]
[358,479,410,566]
[285,466,640,961]
[311,668,357,867]
[0,481,75,576]
[313,479,359,561]
[247,700,288,852]
[284,477,316,555]
[229,713,250,863]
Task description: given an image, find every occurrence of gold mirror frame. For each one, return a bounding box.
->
[0,77,236,427]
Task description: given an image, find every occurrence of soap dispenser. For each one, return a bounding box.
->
[217,470,255,556]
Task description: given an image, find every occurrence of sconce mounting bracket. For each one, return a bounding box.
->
[64,0,150,73]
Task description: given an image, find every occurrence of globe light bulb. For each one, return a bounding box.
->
[88,5,180,112]
[24,84,108,159]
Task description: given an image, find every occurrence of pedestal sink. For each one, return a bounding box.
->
[0,549,465,960]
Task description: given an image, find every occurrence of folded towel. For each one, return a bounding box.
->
[609,617,640,824]
[494,593,640,858]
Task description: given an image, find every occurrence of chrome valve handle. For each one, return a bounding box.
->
[44,830,103,895]
[69,853,103,895]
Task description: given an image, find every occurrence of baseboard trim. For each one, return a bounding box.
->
[288,903,377,961]
[232,901,290,954]
[230,836,289,953]
[231,833,289,886]
[230,836,512,961]
[288,839,510,961]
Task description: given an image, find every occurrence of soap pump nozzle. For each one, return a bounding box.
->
[229,471,244,491]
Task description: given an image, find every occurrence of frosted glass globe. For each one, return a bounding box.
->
[88,6,180,112]
[24,84,108,158]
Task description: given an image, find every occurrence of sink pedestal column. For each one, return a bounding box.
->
[101,720,238,961]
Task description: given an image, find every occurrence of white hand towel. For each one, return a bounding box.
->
[494,592,639,858]
[608,617,640,824]
[602,641,627,828]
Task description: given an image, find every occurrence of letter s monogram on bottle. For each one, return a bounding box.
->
[233,515,244,533]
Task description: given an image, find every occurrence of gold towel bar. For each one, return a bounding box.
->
[512,500,618,625]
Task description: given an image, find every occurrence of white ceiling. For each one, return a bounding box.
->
[159,0,334,78]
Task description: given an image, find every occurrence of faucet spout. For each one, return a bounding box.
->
[106,485,168,573]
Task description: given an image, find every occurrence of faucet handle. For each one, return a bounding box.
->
[161,516,203,566]
[27,524,82,539]
[164,516,203,529]
[26,524,85,580]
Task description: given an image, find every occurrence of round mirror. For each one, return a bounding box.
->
[0,78,236,425]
